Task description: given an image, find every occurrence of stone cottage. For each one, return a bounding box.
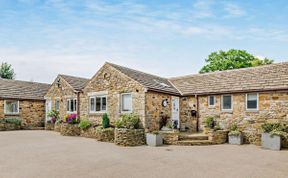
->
[44,74,89,120]
[0,78,50,128]
[80,63,181,130]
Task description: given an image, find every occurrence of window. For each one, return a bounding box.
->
[55,100,60,111]
[90,96,107,113]
[246,93,258,111]
[67,99,77,113]
[222,95,232,111]
[121,93,132,112]
[4,100,19,114]
[208,96,215,106]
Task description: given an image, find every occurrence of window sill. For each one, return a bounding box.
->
[208,106,216,109]
[245,110,259,113]
[121,111,133,114]
[221,110,233,113]
[89,112,107,115]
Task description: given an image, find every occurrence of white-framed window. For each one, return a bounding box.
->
[4,100,19,115]
[246,93,259,111]
[208,96,215,107]
[89,95,107,113]
[55,99,60,112]
[121,93,132,113]
[67,99,77,113]
[221,95,233,111]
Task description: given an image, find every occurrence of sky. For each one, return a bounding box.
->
[0,0,287,83]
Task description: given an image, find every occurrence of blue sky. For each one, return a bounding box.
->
[0,0,287,83]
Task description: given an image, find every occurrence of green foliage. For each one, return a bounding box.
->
[78,120,92,130]
[261,123,281,133]
[230,123,238,131]
[4,118,21,125]
[165,122,172,129]
[102,113,110,129]
[47,110,59,119]
[203,116,214,129]
[213,124,222,131]
[270,130,288,139]
[115,113,140,129]
[0,62,15,79]
[229,130,242,136]
[199,49,274,73]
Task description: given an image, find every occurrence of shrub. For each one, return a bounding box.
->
[165,122,172,129]
[203,116,214,129]
[78,120,92,130]
[4,118,21,126]
[213,124,222,131]
[229,130,242,136]
[261,123,281,133]
[115,113,140,129]
[47,110,59,123]
[102,113,110,129]
[230,123,238,131]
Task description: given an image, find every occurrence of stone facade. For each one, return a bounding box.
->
[60,123,80,136]
[198,91,288,145]
[145,91,173,131]
[80,64,146,126]
[0,99,45,128]
[45,77,78,120]
[179,96,197,132]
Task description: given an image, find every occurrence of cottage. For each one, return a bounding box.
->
[44,74,89,120]
[0,78,50,128]
[44,62,288,145]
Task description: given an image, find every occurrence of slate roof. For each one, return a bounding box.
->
[107,63,181,95]
[0,78,50,100]
[59,74,89,91]
[170,62,288,96]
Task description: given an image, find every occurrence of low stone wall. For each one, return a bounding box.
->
[0,123,21,131]
[80,127,98,139]
[159,131,179,145]
[243,131,261,146]
[54,122,62,132]
[96,127,115,143]
[45,123,54,131]
[60,123,80,136]
[208,130,228,144]
[115,128,145,146]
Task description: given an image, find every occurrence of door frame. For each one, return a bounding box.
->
[45,100,52,121]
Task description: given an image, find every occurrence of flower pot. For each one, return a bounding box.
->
[229,134,243,145]
[146,133,163,147]
[261,133,281,151]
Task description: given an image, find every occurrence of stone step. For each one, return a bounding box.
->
[179,134,209,141]
[176,140,214,146]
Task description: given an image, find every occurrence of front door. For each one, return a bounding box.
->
[45,100,52,121]
[172,96,180,129]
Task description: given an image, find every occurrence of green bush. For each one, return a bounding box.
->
[261,123,281,133]
[115,113,140,129]
[229,130,242,136]
[102,113,110,129]
[230,123,238,131]
[78,120,92,130]
[213,124,222,131]
[4,118,21,126]
[203,116,214,129]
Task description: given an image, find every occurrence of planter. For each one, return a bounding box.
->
[261,133,281,151]
[45,123,54,131]
[229,134,244,145]
[146,133,163,147]
[115,128,145,146]
[96,127,115,143]
[60,123,80,136]
[80,127,98,139]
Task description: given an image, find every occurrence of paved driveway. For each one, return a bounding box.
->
[0,131,287,178]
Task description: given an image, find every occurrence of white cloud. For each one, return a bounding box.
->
[224,3,246,17]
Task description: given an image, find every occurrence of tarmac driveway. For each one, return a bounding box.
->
[0,131,287,178]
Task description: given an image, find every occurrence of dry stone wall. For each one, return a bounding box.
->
[114,128,145,146]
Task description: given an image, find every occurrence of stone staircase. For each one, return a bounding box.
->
[176,133,214,146]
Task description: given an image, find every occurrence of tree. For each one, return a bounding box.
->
[0,62,15,79]
[199,49,274,73]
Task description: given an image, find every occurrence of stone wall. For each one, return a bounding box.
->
[96,127,115,142]
[208,130,229,144]
[45,76,78,120]
[81,64,146,127]
[80,127,98,138]
[145,91,172,131]
[0,99,45,128]
[60,123,80,136]
[159,131,179,145]
[45,123,54,130]
[179,96,197,132]
[198,91,288,145]
[114,128,145,146]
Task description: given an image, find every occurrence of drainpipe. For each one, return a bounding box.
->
[195,94,199,132]
[76,91,81,121]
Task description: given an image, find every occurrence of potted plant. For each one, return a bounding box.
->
[203,116,214,134]
[261,123,288,151]
[146,131,163,147]
[228,123,243,145]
